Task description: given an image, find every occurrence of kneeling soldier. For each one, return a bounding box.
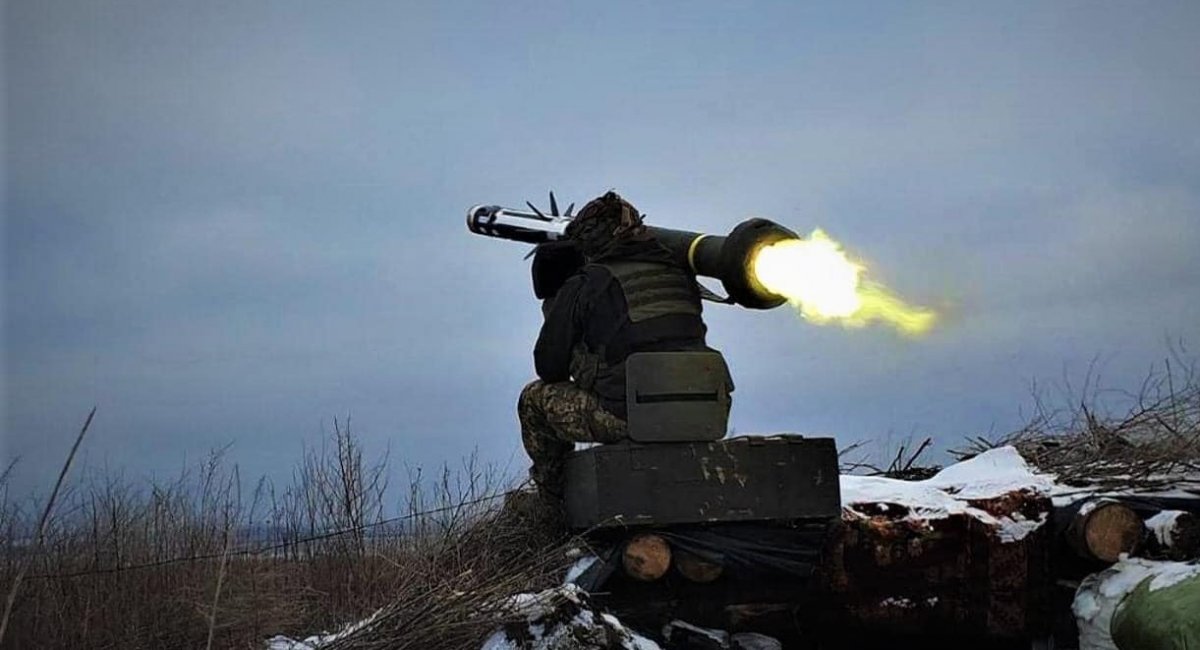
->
[519,191,721,497]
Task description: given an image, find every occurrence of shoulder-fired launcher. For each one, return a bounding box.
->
[467,203,797,310]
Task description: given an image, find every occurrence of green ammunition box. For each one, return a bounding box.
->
[563,435,841,529]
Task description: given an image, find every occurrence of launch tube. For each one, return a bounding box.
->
[647,218,797,310]
[467,204,798,310]
[467,205,569,244]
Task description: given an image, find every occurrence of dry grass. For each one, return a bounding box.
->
[840,435,940,481]
[0,406,95,643]
[955,349,1200,490]
[0,422,571,649]
[322,492,576,650]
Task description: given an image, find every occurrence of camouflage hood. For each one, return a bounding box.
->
[564,191,649,259]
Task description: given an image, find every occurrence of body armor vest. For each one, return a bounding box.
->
[607,260,703,323]
[571,259,705,397]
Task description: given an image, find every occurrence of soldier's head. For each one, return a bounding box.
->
[565,191,647,259]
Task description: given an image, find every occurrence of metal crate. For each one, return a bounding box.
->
[564,435,841,529]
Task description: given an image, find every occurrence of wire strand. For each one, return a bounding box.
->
[24,489,514,580]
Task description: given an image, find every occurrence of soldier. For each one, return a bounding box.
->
[518,191,717,497]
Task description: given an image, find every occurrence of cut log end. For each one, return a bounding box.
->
[674,549,724,583]
[623,533,671,581]
[1069,501,1144,563]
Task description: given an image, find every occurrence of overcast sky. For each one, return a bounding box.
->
[4,1,1199,498]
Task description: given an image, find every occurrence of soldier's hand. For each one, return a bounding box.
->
[531,240,584,300]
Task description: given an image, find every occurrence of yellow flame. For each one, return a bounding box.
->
[750,229,937,336]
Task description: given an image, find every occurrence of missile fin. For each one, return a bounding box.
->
[525,201,548,220]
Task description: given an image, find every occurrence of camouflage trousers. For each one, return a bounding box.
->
[518,380,627,496]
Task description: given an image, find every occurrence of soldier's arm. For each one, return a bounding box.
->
[533,274,587,382]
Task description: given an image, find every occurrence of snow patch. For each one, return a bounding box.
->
[923,446,1056,498]
[840,446,1052,542]
[1049,472,1200,505]
[1145,510,1184,547]
[564,555,598,585]
[1145,560,1200,592]
[1076,498,1101,518]
[265,584,659,650]
[481,584,661,650]
[265,608,382,649]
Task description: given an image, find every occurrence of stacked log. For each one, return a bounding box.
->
[1144,510,1200,560]
[673,549,724,583]
[1056,498,1199,563]
[1063,499,1144,563]
[622,533,671,581]
[819,487,1055,640]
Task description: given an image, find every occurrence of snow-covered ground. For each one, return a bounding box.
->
[264,608,383,650]
[480,584,661,650]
